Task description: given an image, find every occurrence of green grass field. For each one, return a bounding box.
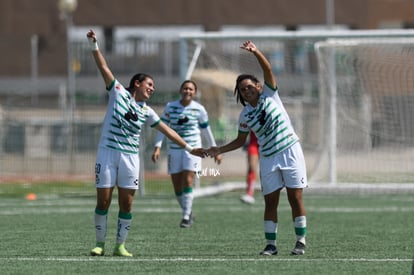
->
[0,182,413,274]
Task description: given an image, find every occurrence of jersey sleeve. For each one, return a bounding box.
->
[198,104,209,128]
[146,106,161,127]
[153,103,171,147]
[200,126,217,147]
[262,83,279,99]
[106,79,117,91]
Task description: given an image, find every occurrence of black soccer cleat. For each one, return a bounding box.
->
[260,244,278,256]
[180,218,192,228]
[291,241,306,255]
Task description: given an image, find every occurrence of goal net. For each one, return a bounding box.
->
[179,30,414,186]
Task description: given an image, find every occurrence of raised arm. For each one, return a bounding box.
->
[240,40,277,89]
[86,29,115,88]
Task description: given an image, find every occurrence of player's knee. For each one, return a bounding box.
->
[96,198,111,210]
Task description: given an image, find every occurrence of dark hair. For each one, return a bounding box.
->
[126,73,153,93]
[180,80,198,92]
[234,74,260,106]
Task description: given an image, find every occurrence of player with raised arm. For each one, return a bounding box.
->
[152,80,222,228]
[207,40,308,256]
[86,29,204,257]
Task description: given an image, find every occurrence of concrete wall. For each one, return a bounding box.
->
[1,0,414,76]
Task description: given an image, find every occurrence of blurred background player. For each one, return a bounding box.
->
[152,80,222,228]
[240,131,259,204]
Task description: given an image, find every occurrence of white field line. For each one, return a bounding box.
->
[1,194,414,216]
[1,205,414,215]
[0,256,412,263]
[194,182,414,197]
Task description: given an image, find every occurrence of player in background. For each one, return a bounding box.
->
[87,29,205,257]
[206,40,308,256]
[152,80,222,228]
[240,131,259,204]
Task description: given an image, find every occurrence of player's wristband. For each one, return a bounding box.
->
[88,38,99,51]
[184,144,193,152]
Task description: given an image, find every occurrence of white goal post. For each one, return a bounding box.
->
[178,29,414,185]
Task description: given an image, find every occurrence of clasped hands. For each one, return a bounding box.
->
[191,147,221,159]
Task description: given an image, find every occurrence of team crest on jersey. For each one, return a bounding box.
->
[115,84,121,90]
[258,110,267,125]
[239,122,248,129]
[124,108,138,121]
[177,114,189,125]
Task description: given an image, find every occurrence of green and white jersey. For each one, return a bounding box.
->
[238,84,299,157]
[98,79,160,154]
[156,100,209,149]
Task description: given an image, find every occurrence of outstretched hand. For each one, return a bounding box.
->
[190,148,208,158]
[240,40,257,53]
[214,154,222,165]
[151,147,161,163]
[206,147,221,158]
[190,148,222,163]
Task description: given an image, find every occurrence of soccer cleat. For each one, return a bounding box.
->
[113,243,133,257]
[90,246,104,256]
[291,241,306,255]
[180,218,192,228]
[180,212,194,228]
[260,244,278,256]
[240,194,255,204]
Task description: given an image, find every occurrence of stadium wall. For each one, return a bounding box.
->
[2,0,414,76]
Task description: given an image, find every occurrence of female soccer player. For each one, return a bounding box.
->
[207,40,308,256]
[151,80,222,228]
[86,29,204,257]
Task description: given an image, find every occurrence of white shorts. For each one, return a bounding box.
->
[167,149,201,174]
[95,147,140,190]
[259,142,308,195]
